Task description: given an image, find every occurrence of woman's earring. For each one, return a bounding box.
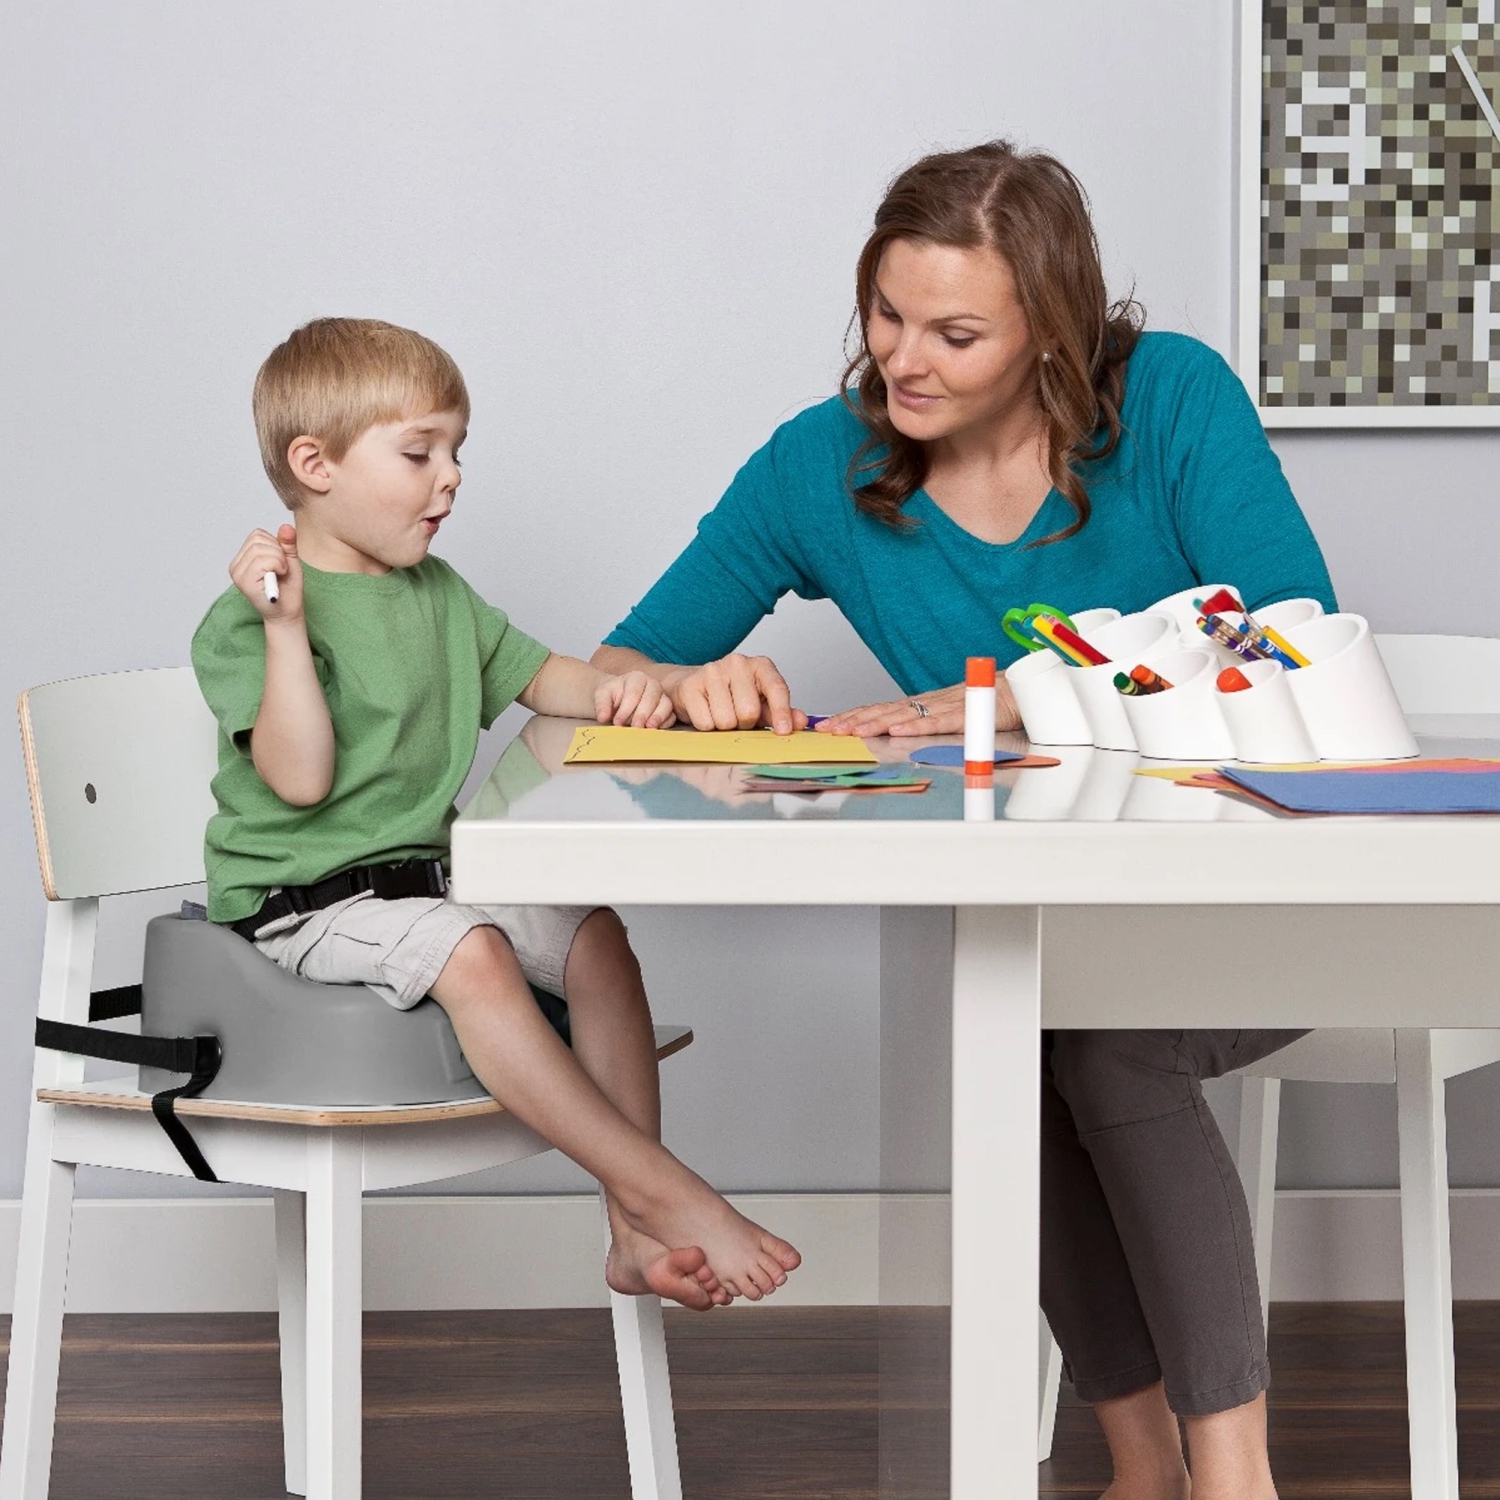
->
[1041,351,1052,363]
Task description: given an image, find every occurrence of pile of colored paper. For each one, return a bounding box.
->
[741,764,931,794]
[1195,759,1500,815]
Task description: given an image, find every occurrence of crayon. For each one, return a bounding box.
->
[1217,666,1253,693]
[1129,664,1174,694]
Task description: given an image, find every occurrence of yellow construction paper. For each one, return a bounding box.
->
[563,725,878,766]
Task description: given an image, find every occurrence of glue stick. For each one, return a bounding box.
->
[964,657,996,776]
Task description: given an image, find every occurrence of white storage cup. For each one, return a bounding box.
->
[1118,649,1235,761]
[1073,612,1176,752]
[1069,607,1122,634]
[1281,613,1420,760]
[1255,597,1324,634]
[1215,658,1318,764]
[1144,583,1235,636]
[1006,647,1091,746]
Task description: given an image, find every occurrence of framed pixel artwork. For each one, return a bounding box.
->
[1235,0,1500,426]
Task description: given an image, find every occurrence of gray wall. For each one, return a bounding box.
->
[2,1,1492,1201]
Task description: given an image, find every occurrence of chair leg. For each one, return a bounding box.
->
[1395,1030,1460,1500]
[275,1190,309,1497]
[1037,1313,1063,1464]
[600,1191,682,1500]
[0,1134,77,1500]
[304,1134,363,1500]
[1236,1075,1282,1319]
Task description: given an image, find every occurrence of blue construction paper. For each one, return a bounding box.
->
[1220,768,1500,814]
[908,747,1030,768]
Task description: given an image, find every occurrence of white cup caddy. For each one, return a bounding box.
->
[1072,612,1177,752]
[1280,613,1420,760]
[1215,658,1318,764]
[1117,649,1236,761]
[1006,647,1092,746]
[1004,744,1097,820]
[1068,746,1142,820]
[1144,583,1233,637]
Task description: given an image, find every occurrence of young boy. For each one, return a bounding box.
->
[192,317,799,1308]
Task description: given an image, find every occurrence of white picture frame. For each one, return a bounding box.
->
[1234,0,1500,428]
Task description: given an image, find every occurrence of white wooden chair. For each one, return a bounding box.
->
[2,667,690,1500]
[1039,635,1500,1500]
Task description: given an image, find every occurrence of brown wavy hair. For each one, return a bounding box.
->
[841,140,1143,544]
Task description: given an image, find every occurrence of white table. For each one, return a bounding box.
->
[451,715,1500,1499]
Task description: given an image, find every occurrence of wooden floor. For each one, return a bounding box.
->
[6,1303,1500,1497]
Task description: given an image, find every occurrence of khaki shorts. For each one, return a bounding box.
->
[253,893,599,1010]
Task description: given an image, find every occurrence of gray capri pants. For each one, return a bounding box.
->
[1041,1027,1308,1418]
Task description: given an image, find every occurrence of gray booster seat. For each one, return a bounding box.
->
[138,913,493,1106]
[37,910,572,1182]
[137,910,570,1105]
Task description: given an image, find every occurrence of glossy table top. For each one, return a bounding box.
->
[449,714,1500,907]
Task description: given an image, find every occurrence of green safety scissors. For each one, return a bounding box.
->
[1002,602,1077,653]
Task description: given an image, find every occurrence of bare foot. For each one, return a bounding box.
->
[606,1219,731,1311]
[623,1174,801,1301]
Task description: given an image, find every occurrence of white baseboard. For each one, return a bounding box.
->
[0,1188,1489,1313]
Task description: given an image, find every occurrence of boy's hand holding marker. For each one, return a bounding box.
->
[230,524,302,620]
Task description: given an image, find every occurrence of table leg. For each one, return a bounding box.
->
[951,905,1041,1500]
[878,908,953,1496]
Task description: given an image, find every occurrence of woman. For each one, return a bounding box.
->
[594,141,1331,1500]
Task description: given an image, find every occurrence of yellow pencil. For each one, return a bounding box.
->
[1261,626,1311,668]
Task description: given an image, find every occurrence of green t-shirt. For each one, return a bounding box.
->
[191,556,551,923]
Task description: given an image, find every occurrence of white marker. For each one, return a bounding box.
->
[262,571,279,605]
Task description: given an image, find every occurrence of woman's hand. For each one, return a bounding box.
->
[816,677,1021,737]
[665,652,809,735]
[595,671,677,728]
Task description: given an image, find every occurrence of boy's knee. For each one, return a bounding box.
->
[567,907,640,979]
[442,923,521,989]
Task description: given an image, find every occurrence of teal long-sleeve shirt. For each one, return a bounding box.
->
[605,332,1337,694]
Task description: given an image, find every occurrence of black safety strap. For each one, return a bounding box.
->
[89,984,143,1022]
[35,1019,224,1183]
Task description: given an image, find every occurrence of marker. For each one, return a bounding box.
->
[1195,588,1245,619]
[1217,666,1253,693]
[964,657,996,777]
[262,572,279,605]
[1113,671,1143,697]
[1034,615,1110,667]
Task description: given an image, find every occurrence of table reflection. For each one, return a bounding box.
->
[459,716,1292,826]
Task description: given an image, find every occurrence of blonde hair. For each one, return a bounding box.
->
[253,318,471,507]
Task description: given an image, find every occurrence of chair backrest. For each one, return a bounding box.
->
[1375,633,1500,715]
[19,668,218,900]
